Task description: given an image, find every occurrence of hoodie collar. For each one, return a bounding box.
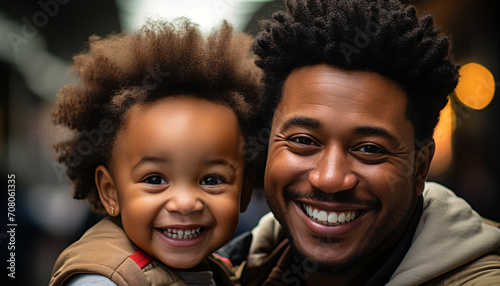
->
[388,182,500,285]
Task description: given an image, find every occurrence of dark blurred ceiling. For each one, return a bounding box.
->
[1,0,121,61]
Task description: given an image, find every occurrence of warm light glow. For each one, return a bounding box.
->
[429,100,454,175]
[455,63,495,110]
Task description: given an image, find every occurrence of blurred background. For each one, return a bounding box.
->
[0,0,498,285]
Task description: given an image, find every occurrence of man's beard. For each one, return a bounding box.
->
[286,228,374,277]
[278,181,417,278]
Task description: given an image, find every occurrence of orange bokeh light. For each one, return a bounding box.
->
[455,63,495,110]
[429,100,454,175]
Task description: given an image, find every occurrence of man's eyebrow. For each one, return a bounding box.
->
[204,159,236,172]
[132,156,168,171]
[354,126,398,143]
[281,116,321,131]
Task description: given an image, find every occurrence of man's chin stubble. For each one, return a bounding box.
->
[287,234,366,278]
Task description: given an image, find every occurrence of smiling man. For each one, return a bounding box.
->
[220,0,500,285]
[264,65,425,284]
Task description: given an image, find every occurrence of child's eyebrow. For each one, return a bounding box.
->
[132,156,167,171]
[203,159,236,173]
[132,157,237,173]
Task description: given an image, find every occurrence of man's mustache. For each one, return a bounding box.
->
[283,187,382,211]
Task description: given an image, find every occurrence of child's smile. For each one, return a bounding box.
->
[158,227,203,240]
[97,95,251,269]
[155,226,208,247]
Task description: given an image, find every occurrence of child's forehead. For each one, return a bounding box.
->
[108,95,246,173]
[106,95,246,167]
[115,95,242,144]
[124,95,239,125]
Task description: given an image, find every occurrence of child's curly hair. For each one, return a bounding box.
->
[52,19,263,212]
[254,0,460,142]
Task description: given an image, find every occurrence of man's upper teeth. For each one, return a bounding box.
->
[302,203,359,225]
[161,227,202,239]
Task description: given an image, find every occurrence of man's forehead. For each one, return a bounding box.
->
[272,64,413,141]
[278,65,407,112]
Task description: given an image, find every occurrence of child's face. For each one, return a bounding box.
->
[101,96,248,269]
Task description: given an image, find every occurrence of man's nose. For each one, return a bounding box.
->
[308,146,357,193]
[165,185,204,215]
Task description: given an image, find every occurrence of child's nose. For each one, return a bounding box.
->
[165,186,204,215]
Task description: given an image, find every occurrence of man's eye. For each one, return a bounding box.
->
[200,175,227,186]
[143,176,166,185]
[359,145,386,154]
[291,136,316,145]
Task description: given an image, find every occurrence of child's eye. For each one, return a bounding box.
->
[143,175,167,185]
[200,175,227,186]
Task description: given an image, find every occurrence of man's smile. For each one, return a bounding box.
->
[301,203,361,226]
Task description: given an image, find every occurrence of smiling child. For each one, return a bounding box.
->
[49,19,263,286]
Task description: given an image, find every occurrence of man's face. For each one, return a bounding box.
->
[265,64,431,271]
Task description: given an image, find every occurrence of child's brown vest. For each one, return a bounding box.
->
[50,217,239,286]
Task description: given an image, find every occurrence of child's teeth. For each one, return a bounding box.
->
[161,227,202,239]
[302,203,360,226]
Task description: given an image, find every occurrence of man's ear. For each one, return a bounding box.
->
[240,166,256,213]
[414,139,435,196]
[95,165,120,216]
